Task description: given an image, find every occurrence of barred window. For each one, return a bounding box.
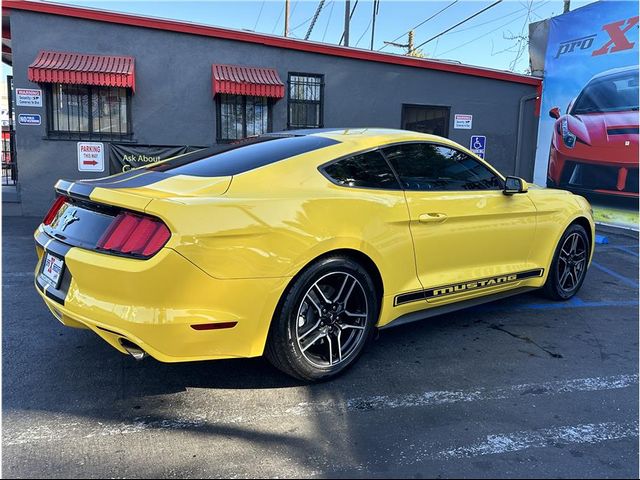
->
[287,73,323,129]
[217,94,271,142]
[47,84,131,140]
[401,104,450,138]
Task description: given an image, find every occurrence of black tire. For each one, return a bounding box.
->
[541,223,590,301]
[265,255,379,382]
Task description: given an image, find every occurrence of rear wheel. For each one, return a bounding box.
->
[265,256,378,382]
[542,224,590,300]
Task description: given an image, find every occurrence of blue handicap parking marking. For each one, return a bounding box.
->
[470,135,486,159]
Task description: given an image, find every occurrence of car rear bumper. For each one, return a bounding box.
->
[34,226,290,362]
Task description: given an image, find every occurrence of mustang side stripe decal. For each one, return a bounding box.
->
[394,269,545,306]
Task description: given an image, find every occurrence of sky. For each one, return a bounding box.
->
[14,0,602,74]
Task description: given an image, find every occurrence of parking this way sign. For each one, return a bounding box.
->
[470,135,486,159]
[77,142,105,172]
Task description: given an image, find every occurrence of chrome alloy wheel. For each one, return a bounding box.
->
[557,232,587,294]
[295,271,369,368]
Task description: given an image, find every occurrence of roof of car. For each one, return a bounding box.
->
[589,65,639,82]
[268,128,442,144]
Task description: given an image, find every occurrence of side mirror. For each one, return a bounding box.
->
[549,107,561,119]
[504,176,528,195]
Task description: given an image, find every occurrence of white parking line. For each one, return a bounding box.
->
[3,374,636,446]
[3,272,34,278]
[434,421,638,460]
[280,374,638,418]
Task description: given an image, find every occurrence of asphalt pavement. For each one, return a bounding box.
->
[2,216,638,478]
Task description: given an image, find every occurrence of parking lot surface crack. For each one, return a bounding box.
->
[488,323,563,358]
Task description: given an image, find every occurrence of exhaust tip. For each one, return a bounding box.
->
[119,338,147,361]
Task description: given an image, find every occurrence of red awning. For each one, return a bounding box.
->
[212,64,284,98]
[28,51,135,91]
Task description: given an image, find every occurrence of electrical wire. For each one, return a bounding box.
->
[412,0,504,52]
[321,0,336,42]
[435,0,550,57]
[355,18,373,47]
[271,4,284,34]
[253,0,266,31]
[379,0,460,51]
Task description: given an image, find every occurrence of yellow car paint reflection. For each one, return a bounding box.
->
[34,129,594,367]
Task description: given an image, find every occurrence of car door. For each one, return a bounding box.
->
[381,142,538,304]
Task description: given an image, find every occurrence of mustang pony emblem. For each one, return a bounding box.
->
[59,208,79,231]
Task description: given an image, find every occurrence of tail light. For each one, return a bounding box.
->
[96,212,170,258]
[43,195,68,225]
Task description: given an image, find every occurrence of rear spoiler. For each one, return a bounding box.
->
[55,179,95,200]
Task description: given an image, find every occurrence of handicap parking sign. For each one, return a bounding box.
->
[470,135,486,159]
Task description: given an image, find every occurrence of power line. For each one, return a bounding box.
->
[290,14,315,33]
[507,0,534,71]
[321,0,336,42]
[253,0,266,31]
[412,0,504,52]
[271,4,284,34]
[440,5,525,36]
[379,0,459,51]
[435,0,549,57]
[355,18,373,47]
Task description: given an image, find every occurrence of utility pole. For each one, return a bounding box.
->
[344,0,350,46]
[284,0,289,37]
[563,0,570,13]
[383,31,415,55]
[370,0,380,51]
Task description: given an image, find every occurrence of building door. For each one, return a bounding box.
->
[401,104,450,137]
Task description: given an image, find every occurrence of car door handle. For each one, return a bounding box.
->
[419,213,448,224]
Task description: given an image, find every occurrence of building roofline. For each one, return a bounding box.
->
[3,0,541,87]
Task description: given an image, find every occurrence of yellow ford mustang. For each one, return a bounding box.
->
[35,129,594,381]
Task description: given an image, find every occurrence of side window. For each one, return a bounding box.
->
[322,150,400,190]
[382,143,503,191]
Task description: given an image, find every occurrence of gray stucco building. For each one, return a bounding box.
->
[2,0,541,216]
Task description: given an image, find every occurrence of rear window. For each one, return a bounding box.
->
[149,135,339,177]
[321,151,401,190]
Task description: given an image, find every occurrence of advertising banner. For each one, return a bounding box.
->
[109,144,205,174]
[533,1,639,228]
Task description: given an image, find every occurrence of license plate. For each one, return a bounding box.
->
[42,252,64,289]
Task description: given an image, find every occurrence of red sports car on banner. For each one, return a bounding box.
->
[548,66,639,198]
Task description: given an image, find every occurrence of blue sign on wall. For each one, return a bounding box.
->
[470,135,486,158]
[18,114,41,126]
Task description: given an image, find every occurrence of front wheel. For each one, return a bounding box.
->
[542,223,590,300]
[265,256,378,382]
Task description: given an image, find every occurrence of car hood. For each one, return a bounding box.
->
[569,110,639,147]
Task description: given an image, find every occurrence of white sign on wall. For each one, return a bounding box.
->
[77,142,105,172]
[454,114,473,129]
[16,88,42,107]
